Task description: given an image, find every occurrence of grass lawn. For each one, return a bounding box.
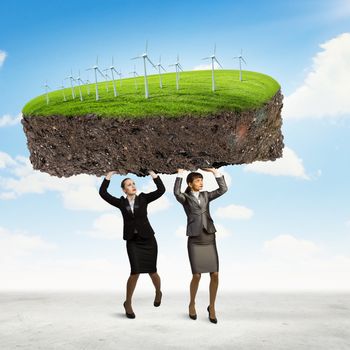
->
[22,70,280,118]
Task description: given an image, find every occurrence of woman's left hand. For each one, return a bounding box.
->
[148,170,157,178]
[201,167,216,173]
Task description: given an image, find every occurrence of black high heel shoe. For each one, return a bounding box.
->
[207,306,217,324]
[123,301,135,319]
[189,304,197,320]
[154,291,162,307]
[189,313,197,320]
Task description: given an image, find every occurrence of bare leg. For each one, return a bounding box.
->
[209,271,219,318]
[149,272,162,302]
[189,273,201,315]
[125,273,139,314]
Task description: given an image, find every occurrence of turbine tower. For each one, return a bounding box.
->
[86,56,105,101]
[129,65,139,91]
[75,70,84,101]
[117,71,123,86]
[233,49,247,82]
[42,81,51,105]
[131,40,157,99]
[65,69,76,99]
[102,70,110,93]
[202,43,223,91]
[104,57,119,97]
[156,55,166,89]
[58,81,67,102]
[84,72,91,95]
[85,77,91,96]
[169,54,183,91]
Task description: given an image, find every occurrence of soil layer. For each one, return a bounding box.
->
[21,90,284,177]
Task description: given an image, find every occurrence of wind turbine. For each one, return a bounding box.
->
[42,81,51,105]
[86,56,105,101]
[233,49,247,82]
[202,43,223,91]
[116,71,123,86]
[129,64,139,91]
[75,70,84,101]
[169,54,183,91]
[85,78,91,95]
[85,72,91,95]
[156,55,166,89]
[102,70,110,93]
[65,69,76,99]
[131,41,157,99]
[58,81,67,102]
[103,57,119,97]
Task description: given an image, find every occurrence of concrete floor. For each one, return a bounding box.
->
[0,291,349,349]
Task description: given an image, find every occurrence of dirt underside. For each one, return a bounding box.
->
[21,90,284,177]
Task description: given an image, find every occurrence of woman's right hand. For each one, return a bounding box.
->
[106,171,117,180]
[176,168,184,173]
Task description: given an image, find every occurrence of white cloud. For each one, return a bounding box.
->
[0,257,127,291]
[0,113,22,127]
[0,151,111,211]
[192,61,222,71]
[215,204,253,220]
[0,50,7,67]
[0,226,56,263]
[0,151,17,169]
[262,234,321,260]
[283,32,350,119]
[244,146,309,179]
[77,213,123,240]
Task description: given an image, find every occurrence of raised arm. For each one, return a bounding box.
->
[143,171,166,204]
[99,171,122,208]
[173,168,186,204]
[202,168,228,201]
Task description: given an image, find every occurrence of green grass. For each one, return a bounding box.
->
[22,70,280,118]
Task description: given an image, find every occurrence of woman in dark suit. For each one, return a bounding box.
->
[99,170,165,319]
[173,167,228,324]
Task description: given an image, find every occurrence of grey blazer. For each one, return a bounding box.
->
[173,175,228,236]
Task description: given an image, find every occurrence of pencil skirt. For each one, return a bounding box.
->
[187,229,219,274]
[126,234,158,275]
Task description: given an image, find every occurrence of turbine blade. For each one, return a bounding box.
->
[147,56,157,69]
[97,68,105,77]
[215,58,223,69]
[242,57,247,64]
[161,65,166,72]
[131,56,141,60]
[202,57,210,60]
[214,43,216,55]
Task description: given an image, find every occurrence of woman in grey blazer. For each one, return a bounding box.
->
[174,167,228,323]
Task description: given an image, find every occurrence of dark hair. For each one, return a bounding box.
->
[185,172,203,193]
[121,177,132,189]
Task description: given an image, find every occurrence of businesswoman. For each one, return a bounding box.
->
[99,170,165,319]
[173,167,228,324]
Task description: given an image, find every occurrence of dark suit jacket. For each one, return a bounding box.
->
[173,175,228,236]
[99,176,165,240]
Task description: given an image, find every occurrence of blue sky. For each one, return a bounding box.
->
[1,0,350,291]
